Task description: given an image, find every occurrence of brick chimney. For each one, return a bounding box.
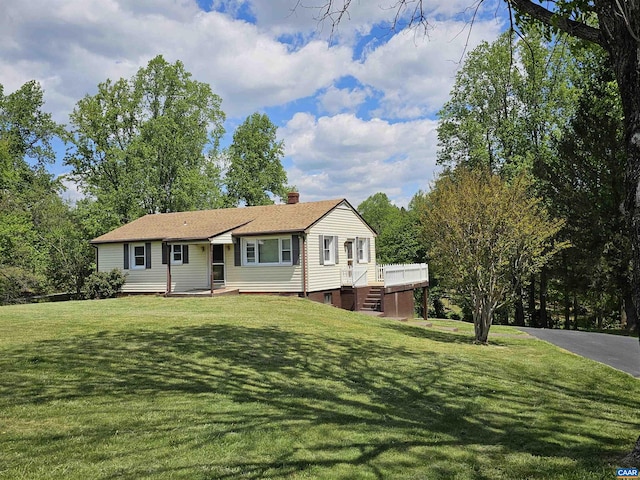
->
[287,192,300,204]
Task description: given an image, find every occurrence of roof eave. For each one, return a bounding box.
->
[231,228,306,237]
[91,237,163,245]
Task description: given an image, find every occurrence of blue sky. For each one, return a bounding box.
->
[1,0,504,207]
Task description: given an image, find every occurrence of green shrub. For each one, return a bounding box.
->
[82,269,127,300]
[0,266,46,304]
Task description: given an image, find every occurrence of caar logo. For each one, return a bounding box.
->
[617,468,639,478]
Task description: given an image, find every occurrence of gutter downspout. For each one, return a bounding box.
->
[302,233,307,297]
[165,242,172,295]
[209,242,214,295]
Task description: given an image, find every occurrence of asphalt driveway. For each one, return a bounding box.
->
[517,327,640,378]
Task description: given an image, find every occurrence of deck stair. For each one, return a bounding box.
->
[361,286,383,312]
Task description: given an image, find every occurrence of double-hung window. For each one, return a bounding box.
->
[172,245,183,265]
[281,238,292,263]
[171,245,182,265]
[243,237,292,266]
[323,236,335,264]
[357,237,369,263]
[163,244,189,266]
[133,245,146,269]
[319,235,339,265]
[125,242,151,270]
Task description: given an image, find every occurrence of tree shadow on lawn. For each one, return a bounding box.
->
[0,323,636,479]
[381,321,515,347]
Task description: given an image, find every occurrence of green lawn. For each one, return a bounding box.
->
[0,296,638,479]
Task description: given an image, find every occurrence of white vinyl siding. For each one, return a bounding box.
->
[97,242,166,293]
[96,241,210,293]
[225,246,303,292]
[306,203,376,292]
[211,232,233,244]
[170,243,209,292]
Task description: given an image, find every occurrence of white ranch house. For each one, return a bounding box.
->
[91,194,429,318]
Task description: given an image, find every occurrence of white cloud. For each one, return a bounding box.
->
[282,112,440,206]
[317,85,371,114]
[246,0,394,43]
[356,18,503,118]
[1,0,352,122]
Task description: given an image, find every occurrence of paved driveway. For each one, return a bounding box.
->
[517,327,640,378]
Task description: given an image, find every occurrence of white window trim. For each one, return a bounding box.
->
[281,237,292,264]
[242,236,293,266]
[131,244,147,270]
[323,236,335,265]
[357,237,369,264]
[171,244,183,265]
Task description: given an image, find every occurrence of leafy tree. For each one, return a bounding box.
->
[358,192,426,265]
[0,81,61,168]
[437,32,522,174]
[43,201,95,296]
[224,112,288,206]
[438,30,577,326]
[419,169,566,343]
[537,47,634,331]
[357,192,399,234]
[0,81,66,302]
[66,55,226,223]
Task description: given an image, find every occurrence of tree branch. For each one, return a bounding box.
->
[507,0,604,47]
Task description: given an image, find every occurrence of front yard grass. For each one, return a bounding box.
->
[0,295,638,479]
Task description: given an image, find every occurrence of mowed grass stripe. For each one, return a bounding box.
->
[0,296,637,479]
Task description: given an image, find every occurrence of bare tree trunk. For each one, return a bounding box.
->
[514,295,525,326]
[539,267,548,328]
[624,291,637,332]
[473,295,495,344]
[564,288,571,329]
[514,280,525,326]
[528,274,537,327]
[562,252,571,329]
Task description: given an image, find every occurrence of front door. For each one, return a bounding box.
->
[212,244,225,287]
[345,241,354,266]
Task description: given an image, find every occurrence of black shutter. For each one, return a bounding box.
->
[124,243,129,270]
[292,235,300,266]
[318,235,324,265]
[183,245,189,264]
[334,236,339,264]
[355,237,359,263]
[145,242,152,269]
[162,243,168,265]
[234,237,241,266]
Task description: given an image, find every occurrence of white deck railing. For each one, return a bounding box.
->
[341,263,429,288]
[376,263,429,288]
[340,266,369,287]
